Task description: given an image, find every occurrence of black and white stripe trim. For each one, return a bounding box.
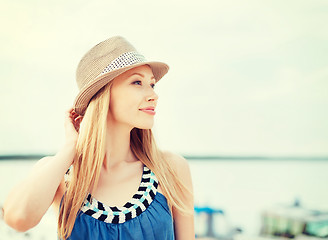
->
[97,51,147,78]
[81,165,159,224]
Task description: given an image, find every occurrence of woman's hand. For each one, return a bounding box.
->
[64,107,83,145]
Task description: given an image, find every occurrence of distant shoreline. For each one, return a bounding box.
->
[0,154,327,161]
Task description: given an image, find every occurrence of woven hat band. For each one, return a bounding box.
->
[97,51,147,79]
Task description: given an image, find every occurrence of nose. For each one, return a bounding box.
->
[147,89,159,102]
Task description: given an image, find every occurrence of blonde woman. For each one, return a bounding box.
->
[3,36,194,239]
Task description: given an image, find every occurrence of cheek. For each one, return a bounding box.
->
[110,92,139,117]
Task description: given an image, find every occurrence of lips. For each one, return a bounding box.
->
[139,107,155,111]
[139,106,156,115]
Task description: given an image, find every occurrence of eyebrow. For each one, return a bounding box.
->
[129,72,155,80]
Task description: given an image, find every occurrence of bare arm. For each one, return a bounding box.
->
[3,108,82,232]
[163,151,195,240]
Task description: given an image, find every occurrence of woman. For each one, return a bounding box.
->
[3,36,195,239]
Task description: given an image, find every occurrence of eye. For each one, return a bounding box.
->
[132,80,142,86]
[151,83,156,89]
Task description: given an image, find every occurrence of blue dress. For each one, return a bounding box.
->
[63,165,175,240]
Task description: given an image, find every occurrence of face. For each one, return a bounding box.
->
[108,65,159,130]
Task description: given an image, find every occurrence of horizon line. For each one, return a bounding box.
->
[0,154,327,161]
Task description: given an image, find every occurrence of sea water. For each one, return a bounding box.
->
[1,159,327,239]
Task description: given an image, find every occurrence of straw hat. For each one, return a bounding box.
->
[73,36,169,116]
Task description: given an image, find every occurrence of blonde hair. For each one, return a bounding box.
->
[58,80,193,239]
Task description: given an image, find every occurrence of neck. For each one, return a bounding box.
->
[104,120,136,170]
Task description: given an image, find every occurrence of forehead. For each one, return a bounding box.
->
[113,65,154,84]
[128,64,152,73]
[123,64,153,78]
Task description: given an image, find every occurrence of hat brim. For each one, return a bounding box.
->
[73,61,169,116]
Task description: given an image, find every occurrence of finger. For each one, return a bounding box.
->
[73,113,81,119]
[66,110,74,119]
[71,110,80,117]
[76,118,82,125]
[66,110,72,120]
[75,116,83,120]
[66,107,74,113]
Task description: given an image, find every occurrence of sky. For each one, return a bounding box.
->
[0,0,327,157]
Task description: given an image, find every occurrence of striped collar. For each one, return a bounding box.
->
[80,165,159,224]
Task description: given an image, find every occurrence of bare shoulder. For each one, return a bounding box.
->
[161,151,193,190]
[162,151,194,225]
[161,150,190,173]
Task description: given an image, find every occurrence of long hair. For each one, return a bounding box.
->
[57,80,193,239]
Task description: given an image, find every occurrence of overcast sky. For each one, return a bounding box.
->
[1,0,327,157]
